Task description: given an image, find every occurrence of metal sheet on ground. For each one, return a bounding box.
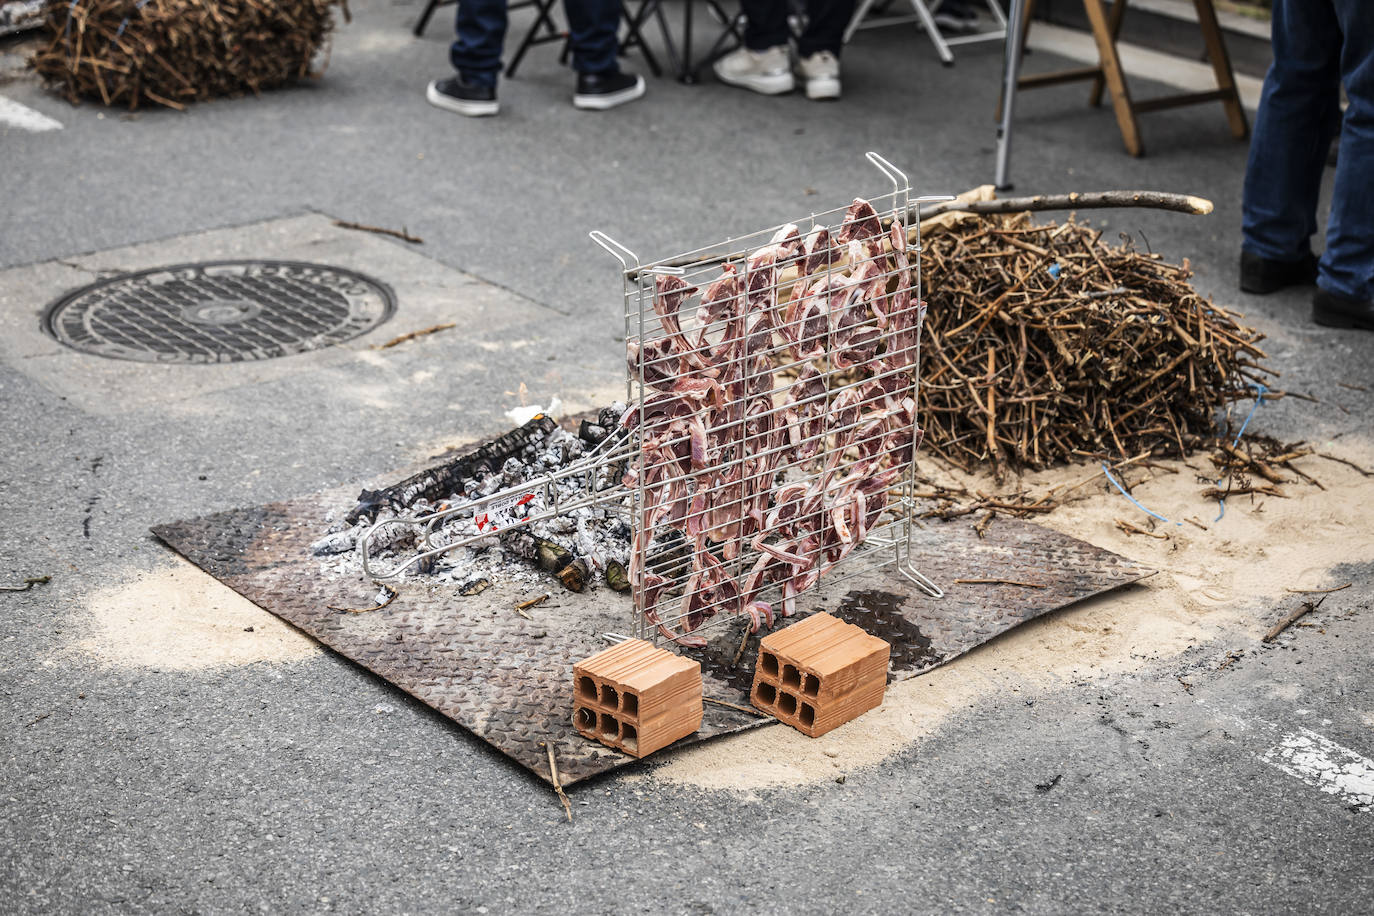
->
[153,485,1151,787]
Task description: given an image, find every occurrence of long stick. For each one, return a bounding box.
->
[636,190,1213,276]
[914,190,1214,221]
[545,743,573,822]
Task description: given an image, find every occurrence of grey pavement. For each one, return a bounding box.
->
[2,3,1372,913]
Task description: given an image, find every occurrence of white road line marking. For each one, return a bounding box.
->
[1262,727,1374,813]
[0,95,63,132]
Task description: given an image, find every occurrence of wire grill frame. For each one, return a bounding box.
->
[596,152,948,647]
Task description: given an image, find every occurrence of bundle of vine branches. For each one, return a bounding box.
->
[29,0,349,110]
[919,213,1271,478]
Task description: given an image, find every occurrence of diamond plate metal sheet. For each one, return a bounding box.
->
[153,460,1151,787]
[43,260,394,363]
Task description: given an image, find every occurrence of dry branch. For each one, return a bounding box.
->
[30,0,349,110]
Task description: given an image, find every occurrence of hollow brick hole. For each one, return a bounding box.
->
[577,676,597,702]
[599,712,617,738]
[575,706,596,731]
[600,683,619,708]
[800,703,816,729]
[621,722,638,754]
[779,692,798,717]
[803,673,819,697]
[621,691,638,717]
[755,682,777,707]
[782,664,801,690]
[761,652,779,679]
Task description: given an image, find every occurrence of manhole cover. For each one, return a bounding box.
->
[43,260,396,363]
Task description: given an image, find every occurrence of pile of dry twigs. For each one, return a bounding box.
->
[29,0,349,109]
[918,212,1272,479]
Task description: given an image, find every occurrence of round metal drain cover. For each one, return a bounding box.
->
[43,260,396,364]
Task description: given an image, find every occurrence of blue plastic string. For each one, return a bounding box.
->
[1214,383,1270,521]
[1102,463,1181,526]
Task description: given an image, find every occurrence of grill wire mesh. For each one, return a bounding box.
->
[607,154,944,646]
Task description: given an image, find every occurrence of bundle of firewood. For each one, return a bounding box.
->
[919,212,1272,477]
[30,0,349,110]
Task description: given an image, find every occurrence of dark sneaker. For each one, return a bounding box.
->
[1239,249,1317,294]
[573,70,646,111]
[1313,288,1374,331]
[426,74,499,117]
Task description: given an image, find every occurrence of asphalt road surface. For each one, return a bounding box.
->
[2,3,1371,913]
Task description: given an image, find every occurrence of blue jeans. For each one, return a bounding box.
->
[451,0,621,85]
[741,0,855,58]
[1241,0,1374,301]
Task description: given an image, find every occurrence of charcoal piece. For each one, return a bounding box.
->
[579,420,607,444]
[345,416,557,524]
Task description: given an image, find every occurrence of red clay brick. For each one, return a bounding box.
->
[750,612,890,737]
[573,639,702,758]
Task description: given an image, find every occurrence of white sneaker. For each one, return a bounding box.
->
[713,45,795,95]
[798,50,841,100]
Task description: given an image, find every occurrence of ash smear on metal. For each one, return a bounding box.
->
[153,416,1150,785]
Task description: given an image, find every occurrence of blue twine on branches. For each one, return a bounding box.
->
[1215,382,1270,521]
[1102,463,1181,526]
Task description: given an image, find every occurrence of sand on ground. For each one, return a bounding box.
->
[643,436,1374,792]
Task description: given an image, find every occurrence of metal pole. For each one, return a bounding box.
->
[994,0,1026,191]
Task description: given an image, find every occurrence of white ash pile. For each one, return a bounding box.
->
[312,406,639,595]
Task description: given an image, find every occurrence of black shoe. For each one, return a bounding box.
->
[1239,249,1317,294]
[426,74,499,117]
[1313,288,1374,331]
[573,70,646,111]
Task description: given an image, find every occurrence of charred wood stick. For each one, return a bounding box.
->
[334,220,424,244]
[1283,583,1350,595]
[1262,596,1326,643]
[544,743,573,822]
[1116,518,1169,539]
[346,415,558,523]
[953,578,1047,589]
[704,696,768,716]
[373,323,456,350]
[1,575,51,592]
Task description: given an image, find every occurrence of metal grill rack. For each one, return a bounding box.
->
[357,152,948,647]
[594,152,948,647]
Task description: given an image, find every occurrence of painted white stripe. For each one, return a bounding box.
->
[1262,727,1374,812]
[0,95,63,133]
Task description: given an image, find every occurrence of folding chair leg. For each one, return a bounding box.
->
[413,0,452,37]
[1089,0,1127,107]
[505,0,564,77]
[686,6,745,81]
[1193,0,1249,139]
[908,0,954,65]
[843,0,879,44]
[1082,0,1142,155]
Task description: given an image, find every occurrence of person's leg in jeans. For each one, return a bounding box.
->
[798,0,855,58]
[1240,0,1342,266]
[1321,0,1374,303]
[739,0,789,51]
[565,0,645,108]
[450,0,510,86]
[563,0,620,73]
